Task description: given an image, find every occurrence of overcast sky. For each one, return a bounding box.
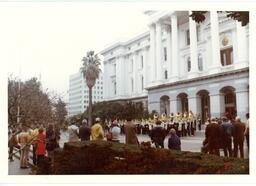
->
[0,3,149,101]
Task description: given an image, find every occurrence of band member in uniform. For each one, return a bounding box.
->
[169,113,175,131]
[188,111,194,136]
[197,113,202,131]
[175,112,182,137]
[181,112,187,137]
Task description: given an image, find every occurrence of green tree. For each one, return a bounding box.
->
[53,98,67,128]
[8,77,54,128]
[80,51,101,126]
[190,11,249,26]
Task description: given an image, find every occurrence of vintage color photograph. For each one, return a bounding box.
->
[2,3,250,177]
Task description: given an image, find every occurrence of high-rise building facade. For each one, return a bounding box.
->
[68,71,104,117]
[101,11,249,122]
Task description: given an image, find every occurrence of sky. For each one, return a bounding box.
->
[0,3,149,101]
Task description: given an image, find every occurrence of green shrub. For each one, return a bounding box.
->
[36,141,249,174]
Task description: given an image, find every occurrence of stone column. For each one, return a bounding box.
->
[148,95,160,113]
[236,21,248,68]
[142,49,147,90]
[118,55,126,96]
[209,91,225,118]
[171,14,178,81]
[166,24,172,79]
[235,85,249,122]
[103,62,109,99]
[188,95,200,114]
[132,54,137,94]
[170,98,178,113]
[210,11,221,73]
[149,24,156,82]
[155,21,162,81]
[189,11,199,77]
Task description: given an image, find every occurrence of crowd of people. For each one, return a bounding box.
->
[8,123,60,168]
[8,111,249,170]
[202,113,249,158]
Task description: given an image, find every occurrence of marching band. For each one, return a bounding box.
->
[106,111,202,137]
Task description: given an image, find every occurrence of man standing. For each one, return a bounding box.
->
[220,117,233,157]
[109,120,121,143]
[149,120,167,148]
[244,113,249,151]
[79,119,91,141]
[91,117,104,140]
[17,126,30,168]
[68,121,80,142]
[233,116,246,158]
[46,124,58,160]
[205,118,222,156]
[124,117,139,146]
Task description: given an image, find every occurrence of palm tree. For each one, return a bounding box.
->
[80,51,101,126]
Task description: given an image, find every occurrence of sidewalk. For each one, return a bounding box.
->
[8,158,31,175]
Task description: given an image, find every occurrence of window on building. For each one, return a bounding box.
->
[221,47,233,66]
[187,57,191,72]
[164,70,168,79]
[141,56,143,68]
[141,76,144,90]
[186,29,190,46]
[164,47,167,61]
[198,54,203,71]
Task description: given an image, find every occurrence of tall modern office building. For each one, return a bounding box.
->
[101,11,249,122]
[68,71,104,117]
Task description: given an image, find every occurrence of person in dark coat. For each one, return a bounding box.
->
[168,129,181,150]
[79,119,91,141]
[244,113,249,151]
[124,117,139,146]
[205,118,222,156]
[233,116,246,158]
[46,124,58,160]
[149,120,167,148]
[220,117,233,157]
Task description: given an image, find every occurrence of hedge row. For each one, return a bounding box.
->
[36,141,249,174]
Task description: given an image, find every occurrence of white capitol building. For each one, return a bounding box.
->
[101,11,249,122]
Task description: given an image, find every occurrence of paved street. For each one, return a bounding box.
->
[9,127,249,175]
[59,129,205,152]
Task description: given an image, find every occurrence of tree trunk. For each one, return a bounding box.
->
[88,87,92,127]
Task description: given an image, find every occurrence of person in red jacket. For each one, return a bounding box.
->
[35,128,46,165]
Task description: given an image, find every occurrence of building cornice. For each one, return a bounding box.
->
[146,67,249,91]
[105,95,148,103]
